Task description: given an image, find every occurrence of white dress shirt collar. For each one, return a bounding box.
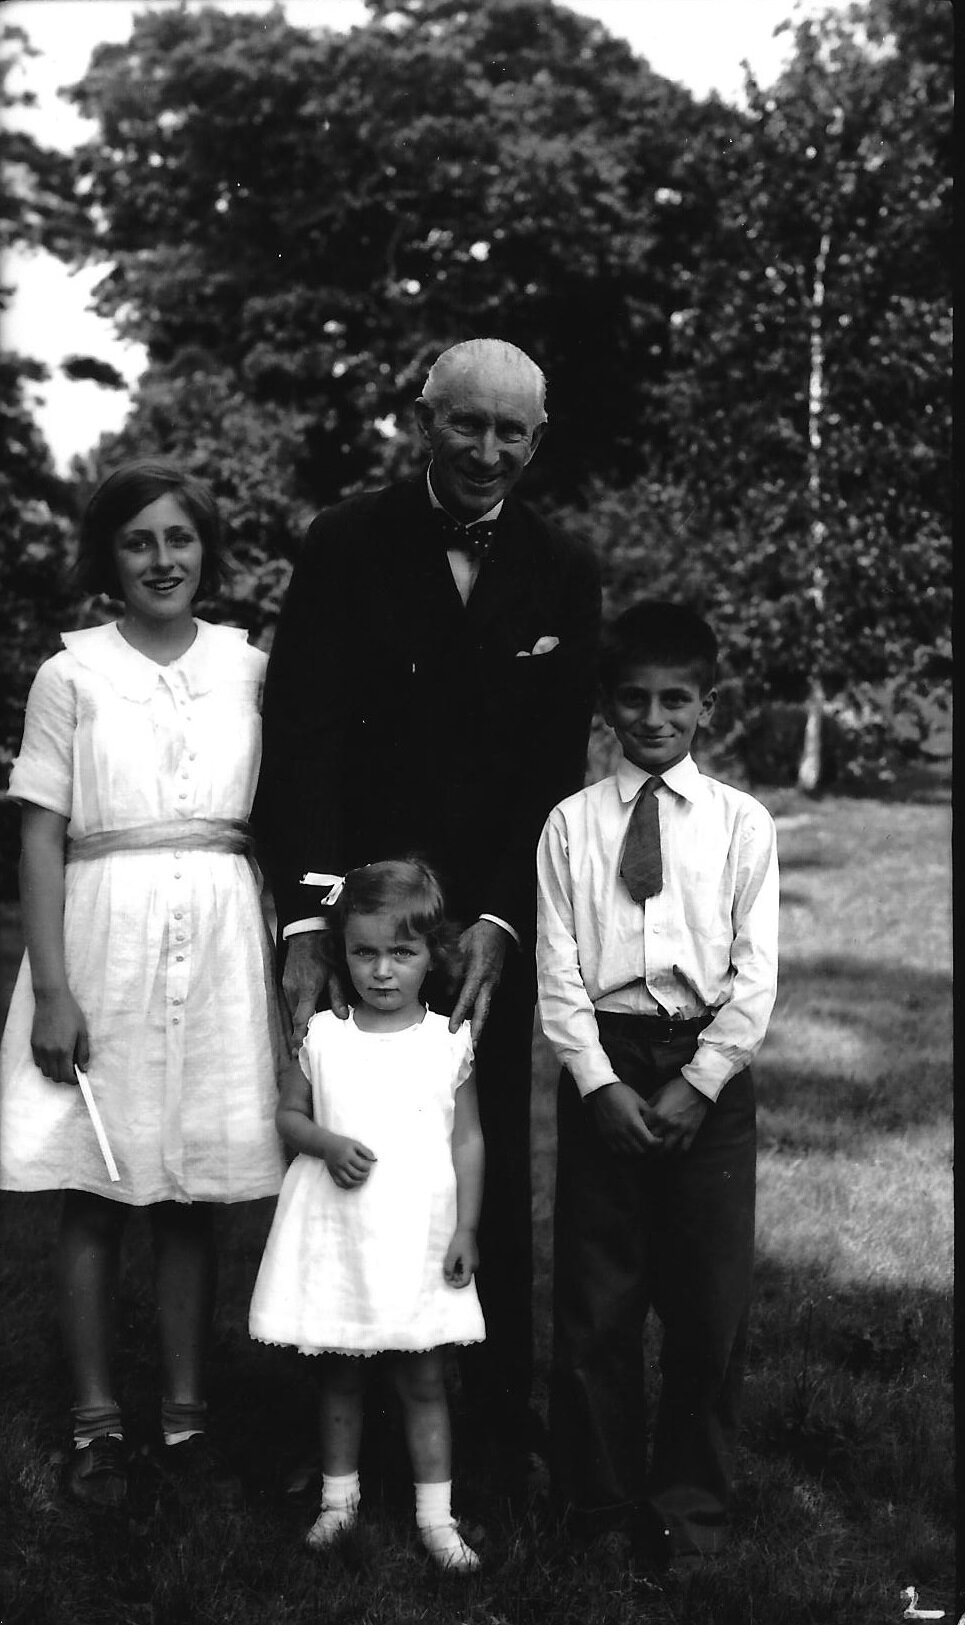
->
[615,751,702,805]
[426,467,504,527]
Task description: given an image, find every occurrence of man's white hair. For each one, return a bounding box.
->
[421,339,548,423]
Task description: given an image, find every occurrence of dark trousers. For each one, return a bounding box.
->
[551,1012,756,1556]
[458,958,535,1439]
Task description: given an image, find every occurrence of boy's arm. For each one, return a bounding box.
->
[537,811,662,1156]
[444,1070,484,1286]
[678,802,780,1104]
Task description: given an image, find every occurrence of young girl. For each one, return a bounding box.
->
[0,459,286,1507]
[248,859,485,1571]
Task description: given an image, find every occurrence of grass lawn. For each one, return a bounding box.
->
[0,793,953,1624]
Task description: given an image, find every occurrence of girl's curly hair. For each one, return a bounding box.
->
[328,857,464,1006]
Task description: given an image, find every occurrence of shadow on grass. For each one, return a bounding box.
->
[757,954,951,1148]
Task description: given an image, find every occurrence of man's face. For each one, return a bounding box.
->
[604,661,716,774]
[415,357,546,521]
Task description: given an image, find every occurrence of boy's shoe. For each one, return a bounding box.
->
[160,1433,242,1505]
[305,1500,359,1550]
[68,1435,127,1508]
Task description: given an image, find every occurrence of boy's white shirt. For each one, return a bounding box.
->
[536,752,779,1103]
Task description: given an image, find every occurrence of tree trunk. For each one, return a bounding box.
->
[796,226,832,794]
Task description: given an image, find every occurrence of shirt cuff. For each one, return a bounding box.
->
[281,916,328,939]
[479,914,520,947]
[680,1050,730,1104]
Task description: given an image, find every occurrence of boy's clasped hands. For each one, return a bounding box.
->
[590,1074,710,1157]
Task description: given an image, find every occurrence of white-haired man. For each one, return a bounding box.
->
[256,338,601,1472]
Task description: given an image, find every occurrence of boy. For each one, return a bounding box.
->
[536,601,778,1572]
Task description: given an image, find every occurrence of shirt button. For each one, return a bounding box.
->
[176,935,185,943]
[174,871,181,879]
[172,1017,180,1026]
[176,954,184,963]
[178,793,187,800]
[172,997,183,1006]
[174,912,183,921]
[173,850,182,859]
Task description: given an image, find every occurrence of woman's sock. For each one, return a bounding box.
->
[414,1479,480,1571]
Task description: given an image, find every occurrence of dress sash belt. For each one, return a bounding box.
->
[66,818,255,863]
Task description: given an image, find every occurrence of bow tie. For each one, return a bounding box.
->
[433,509,499,560]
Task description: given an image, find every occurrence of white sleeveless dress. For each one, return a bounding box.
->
[0,620,286,1204]
[249,1009,486,1355]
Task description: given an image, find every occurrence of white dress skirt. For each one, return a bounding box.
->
[249,1009,486,1355]
[0,620,287,1205]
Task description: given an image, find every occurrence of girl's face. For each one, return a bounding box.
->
[343,910,431,1024]
[112,493,204,627]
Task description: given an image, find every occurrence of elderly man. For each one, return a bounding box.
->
[256,338,600,1466]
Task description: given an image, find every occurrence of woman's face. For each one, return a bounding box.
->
[111,493,204,625]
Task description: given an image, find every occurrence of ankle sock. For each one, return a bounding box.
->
[162,1397,207,1446]
[72,1401,123,1448]
[414,1479,479,1571]
[306,1471,360,1549]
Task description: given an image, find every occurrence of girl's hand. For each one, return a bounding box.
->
[30,989,90,1084]
[323,1134,376,1189]
[443,1226,478,1288]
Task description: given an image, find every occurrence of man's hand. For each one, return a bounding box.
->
[322,1132,377,1190]
[31,989,90,1085]
[449,919,508,1045]
[645,1074,710,1155]
[443,1225,479,1287]
[282,931,349,1050]
[588,1080,663,1156]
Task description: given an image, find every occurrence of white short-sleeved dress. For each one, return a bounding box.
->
[249,1009,486,1355]
[0,619,287,1205]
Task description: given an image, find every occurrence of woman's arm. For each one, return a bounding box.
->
[20,802,89,1084]
[444,1070,485,1286]
[275,1056,376,1189]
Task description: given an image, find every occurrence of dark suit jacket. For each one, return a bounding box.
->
[255,475,601,952]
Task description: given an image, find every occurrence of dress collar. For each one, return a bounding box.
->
[61,620,251,700]
[615,752,701,805]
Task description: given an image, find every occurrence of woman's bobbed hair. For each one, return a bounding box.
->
[74,457,229,599]
[329,857,465,1006]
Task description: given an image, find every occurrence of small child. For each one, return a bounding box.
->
[249,859,485,1570]
[537,601,779,1571]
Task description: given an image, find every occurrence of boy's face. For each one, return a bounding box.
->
[604,661,716,774]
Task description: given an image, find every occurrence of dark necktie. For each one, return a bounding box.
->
[620,777,663,903]
[433,509,498,560]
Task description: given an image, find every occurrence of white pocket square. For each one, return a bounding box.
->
[515,635,560,658]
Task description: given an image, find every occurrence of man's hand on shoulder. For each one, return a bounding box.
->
[645,1074,710,1155]
[588,1080,663,1157]
[282,930,349,1049]
[449,919,508,1046]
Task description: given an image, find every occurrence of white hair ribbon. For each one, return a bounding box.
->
[301,871,346,906]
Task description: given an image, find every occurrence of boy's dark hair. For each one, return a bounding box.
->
[600,601,718,693]
[329,857,464,1004]
[75,457,229,599]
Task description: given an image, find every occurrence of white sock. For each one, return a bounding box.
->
[414,1480,479,1571]
[306,1471,360,1550]
[164,1428,204,1447]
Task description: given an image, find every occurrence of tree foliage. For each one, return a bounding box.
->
[2,0,953,799]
